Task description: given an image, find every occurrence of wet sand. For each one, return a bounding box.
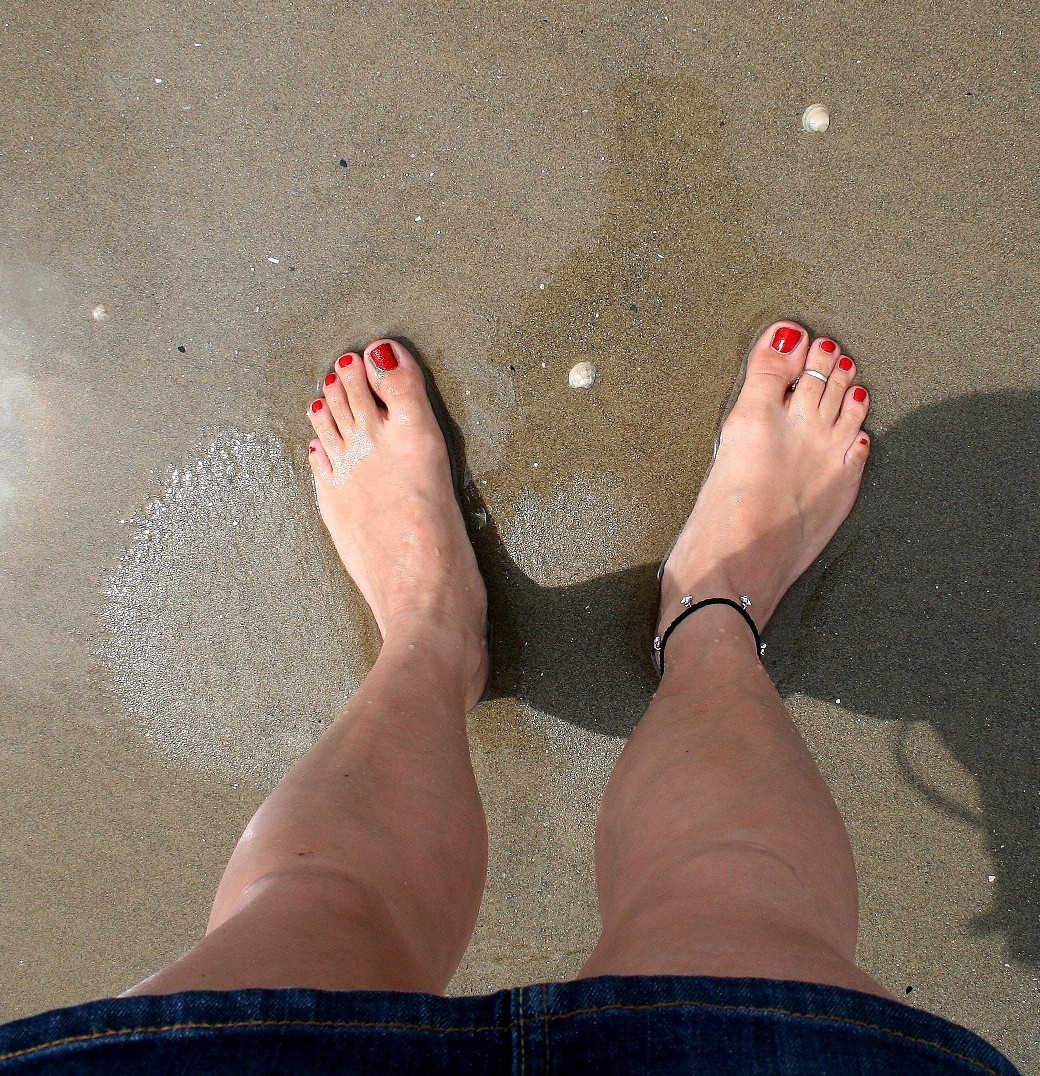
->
[0,0,1037,1069]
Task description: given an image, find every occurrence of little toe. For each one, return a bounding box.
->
[790,336,842,412]
[845,430,871,469]
[742,321,810,405]
[308,438,334,484]
[363,339,436,423]
[322,370,353,433]
[837,383,870,436]
[822,354,856,420]
[336,352,379,428]
[307,397,343,454]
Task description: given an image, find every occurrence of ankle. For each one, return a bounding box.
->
[656,601,764,691]
[658,563,784,639]
[382,600,485,652]
[379,615,488,708]
[658,567,743,631]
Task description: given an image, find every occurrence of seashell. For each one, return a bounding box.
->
[801,104,830,133]
[568,361,598,389]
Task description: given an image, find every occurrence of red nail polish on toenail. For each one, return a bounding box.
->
[838,357,853,372]
[369,343,398,370]
[771,327,802,354]
[309,444,316,452]
[337,354,353,368]
[310,399,324,413]
[820,339,837,354]
[324,373,337,387]
[853,387,867,403]
[859,437,869,445]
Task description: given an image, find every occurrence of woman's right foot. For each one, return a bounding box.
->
[307,339,489,709]
[657,320,871,652]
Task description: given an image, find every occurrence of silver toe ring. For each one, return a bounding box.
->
[803,369,829,383]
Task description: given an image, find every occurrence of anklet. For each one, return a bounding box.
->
[653,595,765,676]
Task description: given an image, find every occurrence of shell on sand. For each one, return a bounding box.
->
[568,361,598,389]
[801,104,831,133]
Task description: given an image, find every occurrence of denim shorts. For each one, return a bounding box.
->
[0,975,1019,1074]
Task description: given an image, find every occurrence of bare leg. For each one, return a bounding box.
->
[126,340,489,996]
[582,322,892,998]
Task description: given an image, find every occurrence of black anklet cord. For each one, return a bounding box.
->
[653,598,763,676]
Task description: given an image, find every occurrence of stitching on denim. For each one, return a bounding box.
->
[541,983,550,1073]
[0,1019,503,1065]
[0,1003,1003,1075]
[517,988,526,1076]
[539,1001,1002,1076]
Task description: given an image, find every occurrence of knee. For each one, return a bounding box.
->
[214,864,400,937]
[210,865,462,989]
[603,836,858,957]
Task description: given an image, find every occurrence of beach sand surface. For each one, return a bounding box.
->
[0,0,1036,1069]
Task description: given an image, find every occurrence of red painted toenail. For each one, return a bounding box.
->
[771,327,802,354]
[853,387,867,403]
[369,342,398,370]
[324,373,337,387]
[838,357,853,372]
[820,340,837,354]
[309,444,316,452]
[310,399,324,413]
[337,354,353,368]
[859,437,869,445]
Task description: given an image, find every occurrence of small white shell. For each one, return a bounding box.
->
[568,361,598,389]
[91,303,108,320]
[801,104,830,133]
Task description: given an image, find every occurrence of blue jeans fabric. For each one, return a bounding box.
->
[0,975,1019,1075]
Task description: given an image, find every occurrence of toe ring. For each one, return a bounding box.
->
[802,369,829,384]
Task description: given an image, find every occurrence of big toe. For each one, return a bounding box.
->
[363,339,437,425]
[740,321,809,406]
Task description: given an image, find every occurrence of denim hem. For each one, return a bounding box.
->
[0,975,1020,1075]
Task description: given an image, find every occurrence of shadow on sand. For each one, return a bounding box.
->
[434,377,1039,969]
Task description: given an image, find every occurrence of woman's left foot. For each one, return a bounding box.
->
[657,321,871,648]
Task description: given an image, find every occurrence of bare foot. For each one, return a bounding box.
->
[307,339,488,709]
[658,321,871,649]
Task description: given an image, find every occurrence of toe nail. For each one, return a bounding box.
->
[859,436,869,445]
[853,387,867,403]
[370,342,398,370]
[309,444,316,453]
[820,339,837,354]
[839,357,853,371]
[771,327,802,353]
[323,373,337,387]
[337,354,353,368]
[310,399,324,414]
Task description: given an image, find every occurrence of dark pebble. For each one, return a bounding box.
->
[177,345,186,353]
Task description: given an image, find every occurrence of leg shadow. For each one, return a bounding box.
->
[768,389,1040,969]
